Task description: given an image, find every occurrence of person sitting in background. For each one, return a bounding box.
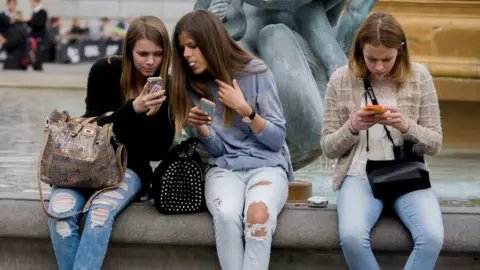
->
[65,16,89,44]
[91,16,111,40]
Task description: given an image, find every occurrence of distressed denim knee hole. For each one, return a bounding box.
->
[247,180,271,191]
[246,201,270,239]
[51,192,76,213]
[102,190,124,200]
[90,207,110,228]
[55,221,72,238]
[92,197,119,208]
[119,182,128,191]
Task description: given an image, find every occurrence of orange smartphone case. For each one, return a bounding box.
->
[363,105,386,114]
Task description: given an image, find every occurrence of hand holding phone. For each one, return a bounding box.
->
[147,76,163,94]
[132,77,166,115]
[199,98,216,118]
[363,105,386,114]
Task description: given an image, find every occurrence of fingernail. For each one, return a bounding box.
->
[208,117,212,121]
[208,122,212,125]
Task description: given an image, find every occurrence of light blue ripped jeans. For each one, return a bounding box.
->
[47,169,142,270]
[205,166,289,270]
[337,176,444,270]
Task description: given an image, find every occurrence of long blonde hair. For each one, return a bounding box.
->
[170,10,256,135]
[119,16,171,101]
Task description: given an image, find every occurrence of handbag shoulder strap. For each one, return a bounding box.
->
[363,78,395,152]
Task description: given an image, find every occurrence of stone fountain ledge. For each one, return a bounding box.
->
[0,192,479,270]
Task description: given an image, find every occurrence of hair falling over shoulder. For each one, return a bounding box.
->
[170,10,254,135]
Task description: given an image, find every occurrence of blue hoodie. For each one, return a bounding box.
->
[191,59,294,182]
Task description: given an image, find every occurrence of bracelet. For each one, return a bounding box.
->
[349,119,359,135]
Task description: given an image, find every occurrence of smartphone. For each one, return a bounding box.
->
[363,105,386,114]
[307,196,329,208]
[199,98,216,117]
[147,76,163,94]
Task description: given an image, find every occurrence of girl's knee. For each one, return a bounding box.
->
[49,219,74,239]
[213,207,243,231]
[88,206,113,229]
[415,229,444,252]
[49,192,77,215]
[245,201,276,240]
[88,195,121,229]
[124,170,142,192]
[339,225,371,249]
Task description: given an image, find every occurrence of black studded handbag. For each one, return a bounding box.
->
[150,137,206,214]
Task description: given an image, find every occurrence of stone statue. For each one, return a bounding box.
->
[193,0,378,170]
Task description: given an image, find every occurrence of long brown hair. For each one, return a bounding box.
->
[349,12,411,80]
[170,10,255,135]
[119,16,171,101]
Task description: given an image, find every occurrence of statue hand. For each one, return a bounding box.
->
[208,0,233,22]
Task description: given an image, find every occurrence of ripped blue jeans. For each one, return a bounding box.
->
[205,166,289,270]
[47,169,142,270]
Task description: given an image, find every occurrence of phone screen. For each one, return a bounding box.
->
[147,77,163,94]
[149,82,163,94]
[200,101,215,116]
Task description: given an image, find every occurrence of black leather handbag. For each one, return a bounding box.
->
[150,137,206,214]
[363,79,431,200]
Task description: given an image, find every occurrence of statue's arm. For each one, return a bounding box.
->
[336,0,378,54]
[323,0,347,27]
[194,0,232,22]
[194,0,247,41]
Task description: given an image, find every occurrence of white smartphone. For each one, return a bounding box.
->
[147,76,163,94]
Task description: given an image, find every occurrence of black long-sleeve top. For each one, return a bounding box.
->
[84,57,175,196]
[27,9,47,39]
[0,12,11,37]
[3,22,28,70]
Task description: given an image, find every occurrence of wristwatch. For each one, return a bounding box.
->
[242,109,256,124]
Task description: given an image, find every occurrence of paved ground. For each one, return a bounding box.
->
[0,63,93,90]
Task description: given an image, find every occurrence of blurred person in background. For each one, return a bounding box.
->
[0,0,18,44]
[44,16,62,62]
[2,10,27,70]
[27,0,47,71]
[65,16,89,44]
[91,16,111,40]
[117,16,135,31]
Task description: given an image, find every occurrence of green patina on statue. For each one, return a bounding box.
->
[193,0,378,170]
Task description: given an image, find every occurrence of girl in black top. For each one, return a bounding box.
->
[47,16,174,270]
